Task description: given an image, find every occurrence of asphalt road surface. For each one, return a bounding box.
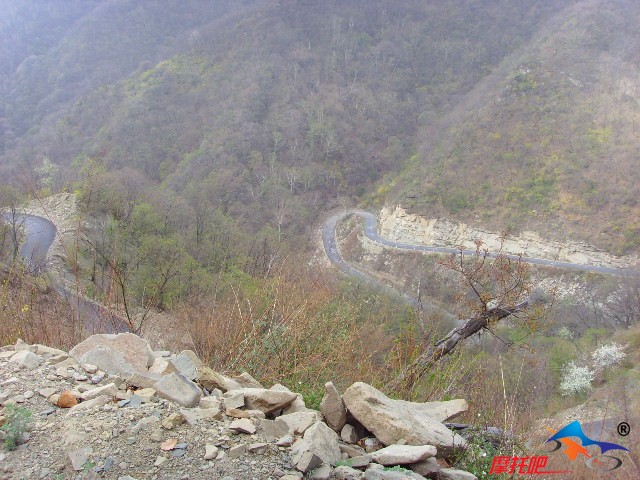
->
[4,212,127,333]
[2,213,57,273]
[323,210,632,291]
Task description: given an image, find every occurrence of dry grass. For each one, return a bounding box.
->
[175,259,397,403]
[0,268,85,350]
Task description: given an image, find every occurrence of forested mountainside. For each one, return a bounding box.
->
[2,0,572,235]
[1,0,639,310]
[393,0,640,254]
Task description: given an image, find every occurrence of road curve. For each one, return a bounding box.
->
[323,210,633,286]
[3,212,128,333]
[1,213,57,273]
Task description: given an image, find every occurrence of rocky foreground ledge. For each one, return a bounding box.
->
[0,333,477,480]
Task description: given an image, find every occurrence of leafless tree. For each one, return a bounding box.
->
[389,240,551,394]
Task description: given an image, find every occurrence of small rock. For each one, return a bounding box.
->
[73,372,89,382]
[199,397,222,410]
[229,418,256,434]
[363,469,425,479]
[126,395,143,408]
[291,422,341,466]
[348,455,372,468]
[0,377,19,387]
[181,406,223,424]
[320,381,347,432]
[258,418,289,441]
[243,388,297,414]
[333,466,364,480]
[197,367,242,392]
[80,383,118,401]
[370,444,437,465]
[204,444,218,460]
[247,442,268,454]
[168,350,203,380]
[295,451,322,473]
[232,372,263,388]
[57,391,78,408]
[67,396,111,414]
[154,372,202,408]
[10,350,41,370]
[409,457,441,477]
[69,332,154,376]
[161,438,178,451]
[162,412,185,430]
[83,363,98,374]
[341,424,359,444]
[278,412,320,436]
[309,464,333,480]
[149,357,176,375]
[276,434,294,447]
[135,388,156,401]
[222,390,245,410]
[171,448,186,458]
[154,456,169,467]
[228,444,247,459]
[226,408,250,418]
[340,444,366,458]
[361,437,384,453]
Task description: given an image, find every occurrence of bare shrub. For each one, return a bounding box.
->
[176,259,394,396]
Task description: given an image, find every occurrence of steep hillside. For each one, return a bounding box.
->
[393,0,640,255]
[1,1,571,235]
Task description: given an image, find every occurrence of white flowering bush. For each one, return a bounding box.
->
[559,361,594,396]
[591,342,626,371]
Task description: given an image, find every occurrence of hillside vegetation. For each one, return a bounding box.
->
[1,3,639,476]
[394,0,640,254]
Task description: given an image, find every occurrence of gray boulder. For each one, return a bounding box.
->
[197,367,242,392]
[69,333,154,377]
[169,350,203,380]
[370,444,437,465]
[320,381,347,432]
[333,466,364,479]
[277,411,321,436]
[342,383,467,456]
[291,422,341,467]
[154,372,202,408]
[9,350,41,370]
[242,388,297,414]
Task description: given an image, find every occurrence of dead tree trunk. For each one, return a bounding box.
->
[389,299,531,392]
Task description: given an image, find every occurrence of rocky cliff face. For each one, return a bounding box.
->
[0,334,478,480]
[380,206,635,269]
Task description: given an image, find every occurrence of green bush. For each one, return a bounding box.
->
[1,404,32,451]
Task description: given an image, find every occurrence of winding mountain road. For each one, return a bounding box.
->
[3,212,127,333]
[2,213,57,273]
[5,208,630,329]
[323,210,632,289]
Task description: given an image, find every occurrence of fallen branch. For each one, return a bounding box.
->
[389,298,533,393]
